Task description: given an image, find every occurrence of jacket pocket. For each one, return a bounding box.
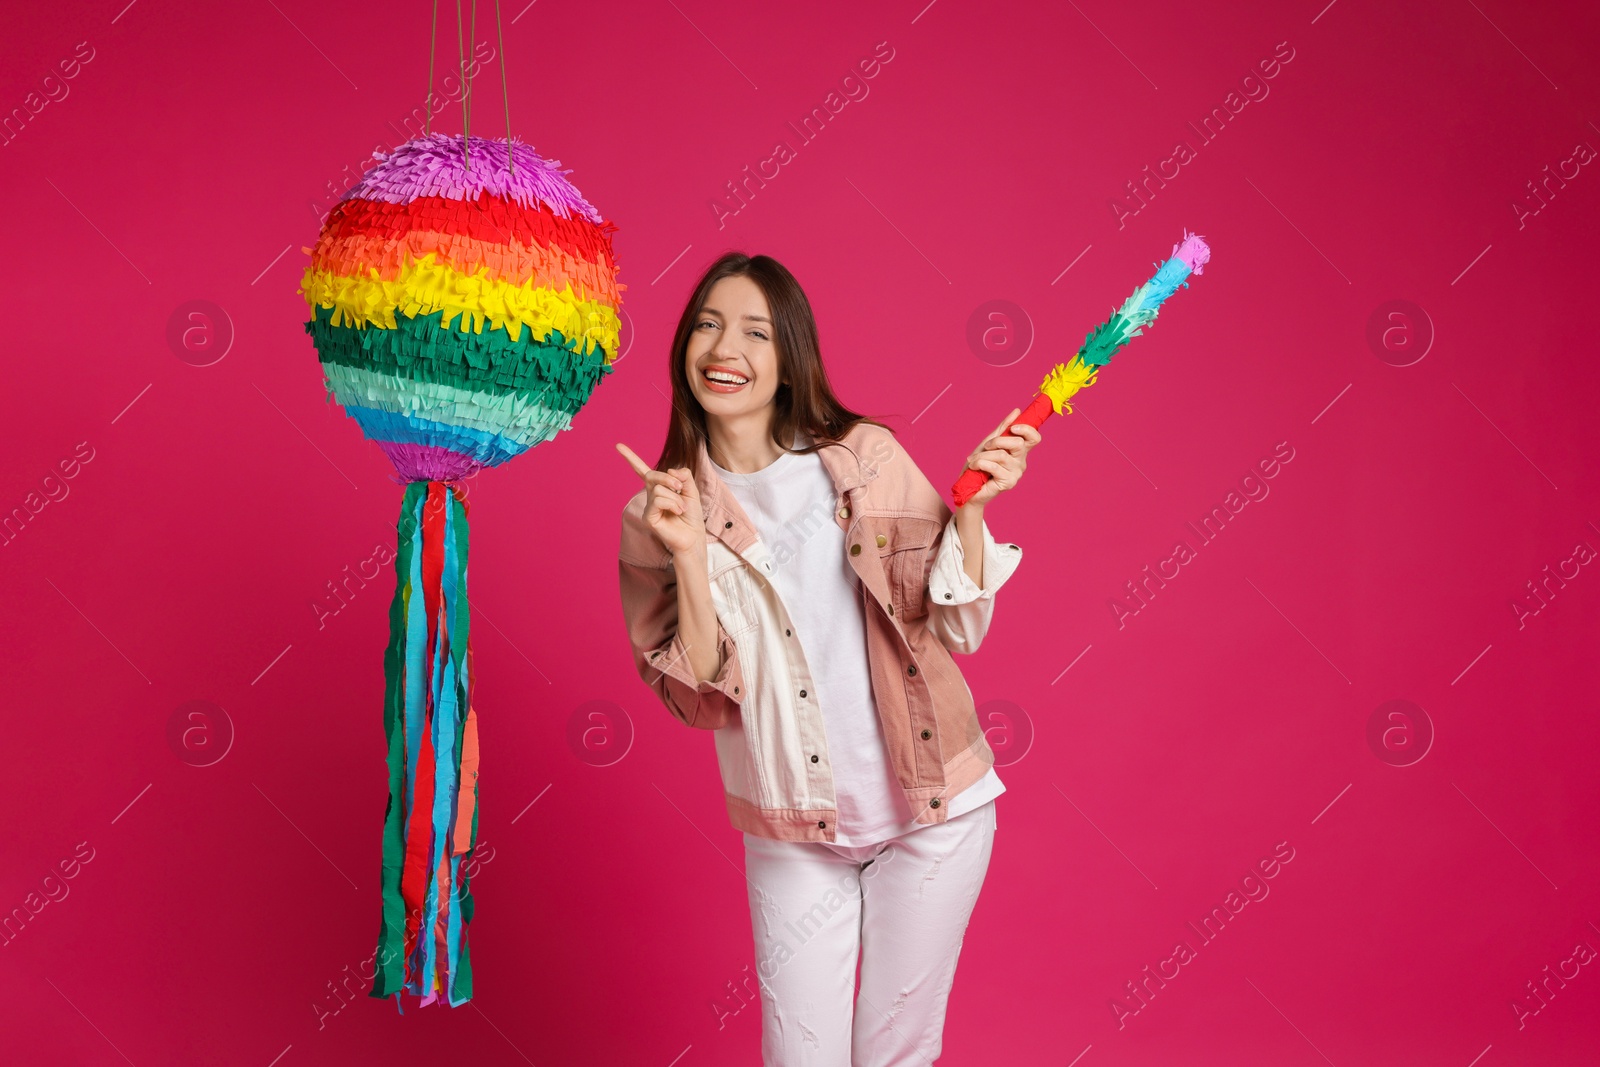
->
[876,518,940,621]
[708,553,763,639]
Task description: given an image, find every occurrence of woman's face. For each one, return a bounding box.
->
[684,274,784,420]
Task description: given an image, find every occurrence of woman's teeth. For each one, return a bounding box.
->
[703,369,749,392]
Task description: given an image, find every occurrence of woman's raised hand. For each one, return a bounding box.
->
[617,443,706,560]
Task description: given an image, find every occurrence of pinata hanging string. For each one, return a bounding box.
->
[464,0,477,146]
[454,0,470,170]
[424,0,512,174]
[496,0,512,176]
[424,0,438,135]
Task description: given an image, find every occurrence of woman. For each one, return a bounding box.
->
[615,251,1038,1066]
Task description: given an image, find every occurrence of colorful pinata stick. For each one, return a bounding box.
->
[951,230,1211,507]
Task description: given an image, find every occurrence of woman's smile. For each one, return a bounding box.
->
[701,364,751,393]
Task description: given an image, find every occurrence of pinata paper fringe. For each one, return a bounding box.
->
[302,252,621,356]
[312,230,620,309]
[1079,231,1211,368]
[323,362,579,445]
[306,305,612,400]
[1038,358,1101,416]
[373,480,481,1009]
[347,132,606,222]
[312,194,623,304]
[324,189,617,255]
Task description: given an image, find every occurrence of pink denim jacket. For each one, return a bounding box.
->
[617,420,1022,843]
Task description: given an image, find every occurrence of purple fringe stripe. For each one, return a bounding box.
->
[343,132,605,223]
[379,442,494,483]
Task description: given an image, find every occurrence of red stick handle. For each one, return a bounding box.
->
[950,392,1056,507]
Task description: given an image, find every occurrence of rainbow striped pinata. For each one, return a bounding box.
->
[298,131,623,1009]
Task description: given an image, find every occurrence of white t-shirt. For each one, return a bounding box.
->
[712,433,1004,847]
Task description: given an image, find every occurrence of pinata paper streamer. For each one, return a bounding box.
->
[951,230,1210,507]
[299,132,623,1009]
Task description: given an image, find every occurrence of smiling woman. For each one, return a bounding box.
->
[615,250,1039,1065]
[655,255,865,482]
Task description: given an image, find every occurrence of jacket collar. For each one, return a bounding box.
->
[693,422,880,546]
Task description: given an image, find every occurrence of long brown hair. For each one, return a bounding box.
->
[653,251,893,474]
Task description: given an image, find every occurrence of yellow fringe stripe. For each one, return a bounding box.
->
[1037,357,1100,415]
[300,251,621,358]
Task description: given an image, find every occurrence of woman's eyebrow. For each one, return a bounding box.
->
[701,306,771,324]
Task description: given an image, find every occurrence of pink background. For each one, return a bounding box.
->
[4,0,1599,1063]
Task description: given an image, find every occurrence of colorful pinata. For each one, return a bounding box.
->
[951,230,1210,506]
[302,132,623,480]
[299,131,624,1009]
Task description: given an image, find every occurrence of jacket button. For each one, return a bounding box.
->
[785,628,791,636]
[944,592,953,599]
[799,689,807,698]
[838,506,850,519]
[811,754,819,763]
[733,686,739,694]
[819,820,827,829]
[907,665,917,676]
[929,798,941,809]
[921,729,931,739]
[876,534,887,547]
[887,603,894,616]
[724,521,733,529]
[850,544,861,556]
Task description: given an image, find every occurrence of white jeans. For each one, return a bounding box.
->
[741,799,997,1066]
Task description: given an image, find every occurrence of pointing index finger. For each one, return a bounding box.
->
[615,442,653,480]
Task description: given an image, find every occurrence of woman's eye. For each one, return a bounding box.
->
[696,320,716,330]
[751,331,768,341]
